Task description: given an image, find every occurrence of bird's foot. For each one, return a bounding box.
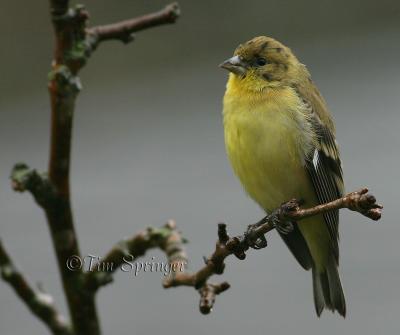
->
[272,214,294,235]
[271,199,301,235]
[244,221,268,249]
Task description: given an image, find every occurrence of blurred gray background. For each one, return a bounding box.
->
[1,0,399,334]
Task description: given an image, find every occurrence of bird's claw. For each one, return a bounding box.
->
[244,223,268,249]
[271,213,294,235]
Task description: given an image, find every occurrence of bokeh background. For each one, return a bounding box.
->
[1,0,399,334]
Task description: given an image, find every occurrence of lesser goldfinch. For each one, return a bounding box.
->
[221,36,346,317]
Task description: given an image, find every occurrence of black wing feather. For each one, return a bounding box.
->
[306,116,344,263]
[293,83,344,264]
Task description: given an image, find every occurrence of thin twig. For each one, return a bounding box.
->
[87,3,180,47]
[199,282,230,314]
[0,240,72,335]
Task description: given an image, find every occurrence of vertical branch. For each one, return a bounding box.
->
[46,2,101,335]
[45,1,181,334]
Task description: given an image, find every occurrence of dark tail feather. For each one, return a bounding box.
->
[278,222,313,270]
[312,258,346,317]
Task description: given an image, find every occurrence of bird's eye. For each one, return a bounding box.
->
[255,57,267,66]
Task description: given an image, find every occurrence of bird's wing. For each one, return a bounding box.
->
[294,80,344,263]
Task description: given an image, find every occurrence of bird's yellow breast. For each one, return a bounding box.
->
[223,75,333,269]
[223,75,317,212]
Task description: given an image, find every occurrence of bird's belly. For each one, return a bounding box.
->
[224,107,315,212]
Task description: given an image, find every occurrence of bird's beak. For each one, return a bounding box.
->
[219,55,247,76]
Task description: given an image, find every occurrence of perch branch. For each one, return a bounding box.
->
[84,188,382,314]
[0,240,71,335]
[164,188,382,290]
[86,3,180,47]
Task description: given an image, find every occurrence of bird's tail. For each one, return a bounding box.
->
[312,256,346,317]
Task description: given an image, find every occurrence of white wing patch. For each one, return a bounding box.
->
[313,149,319,170]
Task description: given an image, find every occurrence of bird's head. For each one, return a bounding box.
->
[220,36,306,92]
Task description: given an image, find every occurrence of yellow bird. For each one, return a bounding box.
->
[220,36,346,317]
